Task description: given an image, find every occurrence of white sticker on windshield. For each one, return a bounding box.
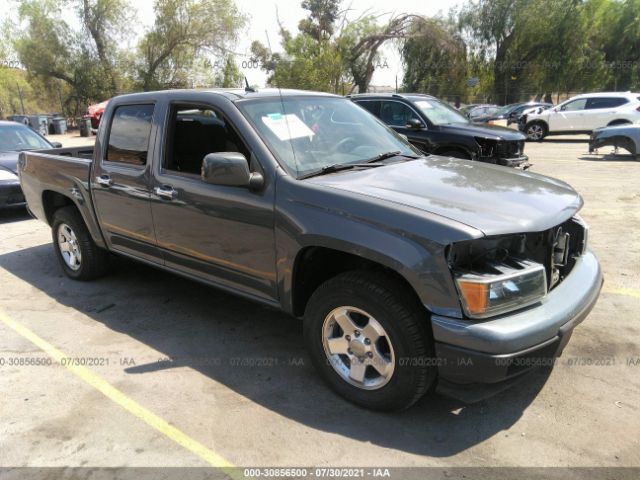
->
[261,113,315,141]
[415,101,433,109]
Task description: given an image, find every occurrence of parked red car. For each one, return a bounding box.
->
[84,100,109,129]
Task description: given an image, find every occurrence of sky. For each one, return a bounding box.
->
[3,0,465,88]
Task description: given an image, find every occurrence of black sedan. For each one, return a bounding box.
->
[474,102,553,125]
[0,120,61,208]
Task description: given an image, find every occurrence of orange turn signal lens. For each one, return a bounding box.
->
[456,280,488,315]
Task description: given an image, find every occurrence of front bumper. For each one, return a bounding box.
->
[0,181,25,207]
[432,250,602,390]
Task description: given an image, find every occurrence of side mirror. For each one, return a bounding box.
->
[51,142,63,148]
[406,118,424,130]
[201,152,264,190]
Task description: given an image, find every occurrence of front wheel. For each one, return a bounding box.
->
[304,271,435,411]
[525,121,547,141]
[52,206,110,280]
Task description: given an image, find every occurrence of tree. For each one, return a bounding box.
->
[400,16,467,99]
[298,0,340,41]
[459,0,525,103]
[250,2,349,92]
[215,54,243,88]
[136,0,246,91]
[76,0,130,96]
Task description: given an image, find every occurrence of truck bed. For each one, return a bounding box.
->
[19,146,103,244]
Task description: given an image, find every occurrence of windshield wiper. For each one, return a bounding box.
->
[298,162,383,180]
[364,151,421,164]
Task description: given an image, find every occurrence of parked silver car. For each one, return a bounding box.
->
[589,123,640,158]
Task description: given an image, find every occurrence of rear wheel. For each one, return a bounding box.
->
[52,206,109,280]
[304,271,435,411]
[525,121,547,141]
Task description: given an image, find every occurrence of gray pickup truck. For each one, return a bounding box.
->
[19,88,603,411]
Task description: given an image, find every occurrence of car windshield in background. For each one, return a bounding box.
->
[494,104,520,116]
[0,123,51,152]
[238,96,418,178]
[409,98,469,125]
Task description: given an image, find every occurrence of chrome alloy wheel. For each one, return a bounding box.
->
[57,223,82,271]
[527,123,544,140]
[321,306,395,390]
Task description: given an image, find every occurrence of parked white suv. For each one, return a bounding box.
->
[521,92,640,140]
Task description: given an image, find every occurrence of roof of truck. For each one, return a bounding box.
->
[111,88,339,103]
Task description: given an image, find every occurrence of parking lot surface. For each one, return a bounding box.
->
[1,137,639,471]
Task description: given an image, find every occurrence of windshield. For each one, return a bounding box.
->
[237,96,419,178]
[0,123,51,152]
[494,103,520,116]
[409,98,469,125]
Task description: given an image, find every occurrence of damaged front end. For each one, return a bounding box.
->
[447,216,588,319]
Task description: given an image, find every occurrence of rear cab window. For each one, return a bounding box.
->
[105,104,155,167]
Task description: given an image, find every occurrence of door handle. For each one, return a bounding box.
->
[154,185,177,200]
[96,175,112,187]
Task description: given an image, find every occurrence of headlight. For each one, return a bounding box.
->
[474,137,497,157]
[0,169,18,182]
[455,259,547,319]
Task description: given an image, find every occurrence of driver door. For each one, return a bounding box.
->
[377,100,429,153]
[149,99,278,304]
[549,98,587,131]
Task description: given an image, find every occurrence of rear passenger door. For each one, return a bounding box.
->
[92,103,161,263]
[149,99,278,304]
[584,97,629,130]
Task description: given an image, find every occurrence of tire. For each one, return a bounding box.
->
[51,206,109,280]
[525,121,547,141]
[438,150,471,160]
[303,271,435,411]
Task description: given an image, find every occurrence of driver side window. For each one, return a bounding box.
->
[561,99,587,112]
[164,104,251,176]
[380,101,420,127]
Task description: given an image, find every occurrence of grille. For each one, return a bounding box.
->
[547,217,587,290]
[496,141,525,158]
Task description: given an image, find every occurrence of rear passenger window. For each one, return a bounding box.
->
[586,97,628,109]
[355,100,381,117]
[106,104,154,166]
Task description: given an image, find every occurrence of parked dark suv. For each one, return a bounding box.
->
[350,93,530,168]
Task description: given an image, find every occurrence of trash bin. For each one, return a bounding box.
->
[8,115,30,127]
[28,115,48,136]
[52,118,67,135]
[79,118,92,137]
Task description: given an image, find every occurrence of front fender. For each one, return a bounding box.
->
[274,175,478,318]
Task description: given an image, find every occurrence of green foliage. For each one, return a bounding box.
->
[215,54,243,88]
[251,0,349,93]
[136,0,247,90]
[401,17,467,101]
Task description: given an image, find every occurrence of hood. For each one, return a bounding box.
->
[438,122,526,141]
[0,151,19,174]
[593,124,640,137]
[308,157,582,237]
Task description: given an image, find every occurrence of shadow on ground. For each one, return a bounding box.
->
[0,243,552,458]
[579,153,639,162]
[0,206,30,224]
[528,138,588,144]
